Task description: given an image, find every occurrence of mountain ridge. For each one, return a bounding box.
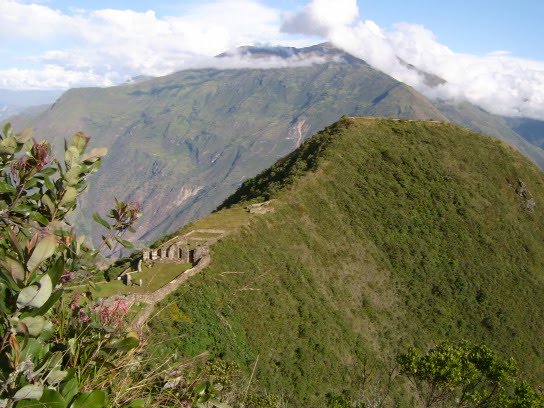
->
[5,43,544,245]
[146,117,544,406]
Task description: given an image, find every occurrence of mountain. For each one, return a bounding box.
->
[6,43,544,244]
[0,88,62,121]
[147,117,544,406]
[504,117,544,149]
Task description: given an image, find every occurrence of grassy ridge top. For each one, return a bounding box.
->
[148,118,544,406]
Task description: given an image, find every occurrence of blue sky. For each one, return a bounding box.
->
[2,0,544,119]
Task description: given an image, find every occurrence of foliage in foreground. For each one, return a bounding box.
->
[0,123,245,408]
[0,123,141,407]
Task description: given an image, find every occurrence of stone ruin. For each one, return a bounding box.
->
[142,242,209,266]
[141,229,224,267]
[247,200,274,214]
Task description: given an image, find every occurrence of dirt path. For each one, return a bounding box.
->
[127,254,211,331]
[125,228,227,332]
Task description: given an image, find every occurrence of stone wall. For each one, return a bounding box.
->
[142,229,223,266]
[142,244,209,266]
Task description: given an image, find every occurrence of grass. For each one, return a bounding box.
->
[151,207,252,248]
[146,118,544,406]
[87,262,192,297]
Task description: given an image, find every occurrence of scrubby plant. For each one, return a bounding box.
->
[0,123,139,407]
[397,341,544,407]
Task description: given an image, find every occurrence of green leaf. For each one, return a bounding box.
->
[15,128,33,143]
[104,237,113,250]
[2,123,13,139]
[39,167,56,177]
[43,174,56,191]
[17,274,53,309]
[194,382,207,396]
[64,146,80,169]
[13,384,44,401]
[41,194,56,215]
[20,338,49,362]
[64,165,82,186]
[93,213,111,229]
[60,186,78,207]
[0,282,9,313]
[38,388,66,407]
[29,212,50,226]
[0,180,16,193]
[71,132,90,154]
[37,320,55,342]
[71,390,107,408]
[24,289,62,317]
[47,369,68,386]
[0,255,25,283]
[47,258,65,287]
[18,316,46,336]
[0,261,21,291]
[12,204,33,217]
[104,336,139,352]
[81,147,108,163]
[210,399,232,408]
[61,378,79,403]
[27,234,57,272]
[0,136,18,155]
[114,236,134,249]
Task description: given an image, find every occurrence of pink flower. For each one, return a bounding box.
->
[95,298,129,329]
[78,310,91,323]
[69,292,81,311]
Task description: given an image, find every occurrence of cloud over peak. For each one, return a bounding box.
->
[281,0,544,120]
[2,0,544,120]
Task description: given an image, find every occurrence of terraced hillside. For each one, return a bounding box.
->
[146,118,544,406]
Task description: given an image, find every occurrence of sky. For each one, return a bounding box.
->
[1,0,544,119]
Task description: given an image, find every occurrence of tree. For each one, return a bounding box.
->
[397,341,544,407]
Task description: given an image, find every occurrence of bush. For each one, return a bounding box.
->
[0,124,139,407]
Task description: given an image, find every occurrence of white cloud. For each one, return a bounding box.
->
[1,0,312,89]
[0,65,118,89]
[280,0,544,120]
[3,0,544,120]
[282,0,359,36]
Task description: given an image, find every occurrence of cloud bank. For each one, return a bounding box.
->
[0,0,313,89]
[2,0,544,119]
[282,0,544,119]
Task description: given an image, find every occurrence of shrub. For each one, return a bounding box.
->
[0,124,139,407]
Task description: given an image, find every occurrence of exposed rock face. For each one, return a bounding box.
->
[514,179,536,211]
[247,200,275,214]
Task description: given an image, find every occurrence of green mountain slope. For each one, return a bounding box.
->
[434,100,544,167]
[7,44,544,245]
[6,49,448,244]
[147,118,544,406]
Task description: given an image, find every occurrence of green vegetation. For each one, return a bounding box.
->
[0,124,237,407]
[397,342,544,407]
[147,118,544,406]
[9,44,544,247]
[85,262,192,297]
[0,124,140,406]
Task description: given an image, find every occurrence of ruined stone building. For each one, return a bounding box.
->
[142,242,209,266]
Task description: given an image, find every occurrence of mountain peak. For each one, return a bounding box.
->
[217,42,364,64]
